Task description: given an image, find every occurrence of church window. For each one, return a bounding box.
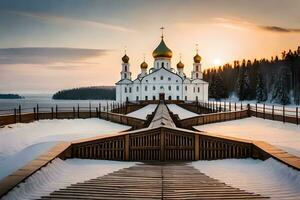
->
[145,86,148,91]
[196,66,199,71]
[176,96,179,100]
[153,77,156,81]
[153,86,156,91]
[124,65,127,72]
[160,86,164,90]
[146,79,148,82]
[136,96,139,101]
[124,74,127,79]
[198,87,200,93]
[145,96,148,100]
[153,96,156,100]
[136,86,139,92]
[196,96,198,101]
[176,86,179,91]
[185,96,187,101]
[176,80,178,83]
[193,87,195,93]
[162,62,164,68]
[168,86,171,91]
[160,76,164,80]
[129,87,132,93]
[168,96,172,100]
[196,73,199,78]
[125,87,127,93]
[126,97,129,102]
[168,77,171,81]
[185,86,187,91]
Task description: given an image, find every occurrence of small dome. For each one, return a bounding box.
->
[194,54,201,63]
[140,61,148,69]
[177,61,184,68]
[122,54,129,63]
[152,39,173,59]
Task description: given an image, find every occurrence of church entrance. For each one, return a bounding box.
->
[159,93,165,101]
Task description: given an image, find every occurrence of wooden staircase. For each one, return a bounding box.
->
[41,162,268,200]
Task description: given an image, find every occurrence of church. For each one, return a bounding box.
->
[116,30,209,103]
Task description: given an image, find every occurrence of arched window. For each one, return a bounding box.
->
[160,76,164,80]
[162,62,164,68]
[168,77,171,81]
[126,97,129,102]
[185,86,187,91]
[176,86,179,91]
[176,96,180,100]
[153,86,156,91]
[124,73,127,79]
[196,73,199,78]
[145,86,148,91]
[124,65,127,72]
[145,96,148,100]
[168,86,171,91]
[153,96,156,100]
[136,96,139,101]
[196,66,199,71]
[153,77,156,81]
[168,96,172,100]
[197,87,200,93]
[196,96,198,101]
[125,87,127,93]
[185,96,187,101]
[136,86,139,92]
[129,87,132,93]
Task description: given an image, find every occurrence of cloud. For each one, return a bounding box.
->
[214,17,300,33]
[6,10,136,33]
[0,47,110,65]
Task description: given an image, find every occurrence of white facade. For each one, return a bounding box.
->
[116,36,208,103]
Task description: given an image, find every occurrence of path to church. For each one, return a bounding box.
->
[41,162,268,199]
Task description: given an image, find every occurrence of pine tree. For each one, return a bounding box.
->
[214,73,228,100]
[256,71,267,102]
[271,67,291,105]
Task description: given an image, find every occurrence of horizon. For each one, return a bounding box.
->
[1,0,300,93]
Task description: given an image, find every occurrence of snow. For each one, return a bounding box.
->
[194,117,300,157]
[126,104,157,119]
[0,119,130,181]
[2,158,137,200]
[192,158,300,200]
[167,104,199,119]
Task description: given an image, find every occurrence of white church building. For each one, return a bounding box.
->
[116,32,208,103]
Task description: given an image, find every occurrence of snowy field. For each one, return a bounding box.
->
[194,117,300,157]
[2,159,137,200]
[192,158,300,200]
[126,104,157,119]
[167,104,199,119]
[0,119,130,181]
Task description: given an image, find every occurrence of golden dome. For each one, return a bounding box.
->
[140,61,148,69]
[122,54,129,63]
[152,38,173,59]
[177,61,184,68]
[194,53,201,63]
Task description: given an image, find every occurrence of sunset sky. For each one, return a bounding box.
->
[0,0,300,93]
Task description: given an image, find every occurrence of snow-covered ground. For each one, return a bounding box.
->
[194,117,300,157]
[192,158,300,200]
[2,159,137,200]
[167,104,199,119]
[126,104,157,119]
[0,119,130,181]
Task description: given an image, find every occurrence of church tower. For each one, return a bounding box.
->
[120,53,131,80]
[191,45,203,79]
[176,55,185,77]
[152,27,173,70]
[139,56,148,78]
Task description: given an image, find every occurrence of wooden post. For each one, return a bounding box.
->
[283,106,285,123]
[36,104,39,120]
[229,101,231,111]
[255,103,257,117]
[160,129,165,161]
[33,107,36,120]
[51,107,54,119]
[234,103,237,120]
[240,102,242,110]
[55,105,58,119]
[224,101,226,112]
[272,105,274,120]
[263,104,265,119]
[125,134,130,161]
[18,105,21,123]
[194,134,199,160]
[14,108,17,123]
[96,107,99,118]
[296,107,299,125]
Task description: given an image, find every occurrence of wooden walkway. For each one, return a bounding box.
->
[40,162,268,200]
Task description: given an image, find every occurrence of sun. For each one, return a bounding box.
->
[213,58,222,66]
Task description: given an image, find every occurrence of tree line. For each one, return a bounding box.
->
[203,47,300,105]
[53,86,116,100]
